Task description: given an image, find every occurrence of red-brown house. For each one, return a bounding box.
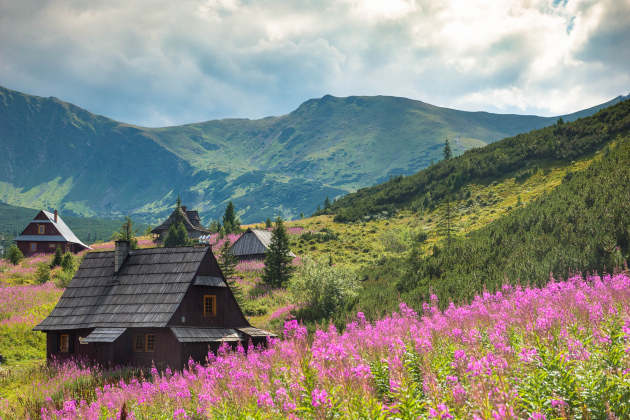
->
[13,210,91,255]
[33,241,274,370]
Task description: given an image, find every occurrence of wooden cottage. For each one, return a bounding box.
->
[33,241,274,370]
[151,206,210,240]
[229,228,296,261]
[13,210,91,255]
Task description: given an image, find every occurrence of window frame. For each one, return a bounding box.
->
[49,243,56,248]
[30,243,37,252]
[204,295,217,317]
[38,225,45,234]
[133,333,144,353]
[145,334,155,352]
[59,334,69,353]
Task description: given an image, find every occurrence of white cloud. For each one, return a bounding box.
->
[0,0,627,126]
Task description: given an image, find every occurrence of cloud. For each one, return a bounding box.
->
[0,0,628,126]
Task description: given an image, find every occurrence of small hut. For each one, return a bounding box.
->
[229,228,296,261]
[13,210,91,255]
[151,206,210,239]
[33,242,274,370]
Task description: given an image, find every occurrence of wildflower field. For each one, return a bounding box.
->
[2,272,630,419]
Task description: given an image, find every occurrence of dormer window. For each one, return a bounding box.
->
[38,225,45,234]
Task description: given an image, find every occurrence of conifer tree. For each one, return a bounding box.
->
[164,221,189,247]
[218,239,244,306]
[222,202,241,234]
[115,215,139,249]
[262,217,296,287]
[7,245,23,266]
[443,138,452,160]
[324,196,331,209]
[265,217,273,228]
[50,245,63,268]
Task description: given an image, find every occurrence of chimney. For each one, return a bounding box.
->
[182,206,187,212]
[114,240,130,274]
[54,210,58,223]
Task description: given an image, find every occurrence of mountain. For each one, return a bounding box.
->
[0,85,627,224]
[316,97,630,223]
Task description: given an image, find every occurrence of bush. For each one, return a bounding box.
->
[7,245,23,265]
[54,269,74,288]
[35,262,51,284]
[379,226,413,253]
[60,253,75,272]
[290,256,361,317]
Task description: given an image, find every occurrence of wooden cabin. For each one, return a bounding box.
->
[151,206,210,240]
[33,241,274,370]
[13,210,91,255]
[229,228,296,261]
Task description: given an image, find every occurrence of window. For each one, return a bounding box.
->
[132,333,155,353]
[204,295,217,317]
[38,225,45,234]
[145,334,155,352]
[133,333,144,352]
[59,334,69,352]
[49,243,55,248]
[30,243,37,252]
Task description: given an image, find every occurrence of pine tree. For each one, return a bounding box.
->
[164,221,189,247]
[265,217,273,228]
[115,214,139,249]
[557,117,564,125]
[61,252,75,271]
[50,246,63,268]
[218,239,244,306]
[7,245,23,266]
[222,202,241,234]
[324,196,331,209]
[262,217,296,287]
[300,212,304,219]
[443,139,452,160]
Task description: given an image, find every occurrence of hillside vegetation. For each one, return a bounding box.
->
[319,98,630,223]
[1,85,624,225]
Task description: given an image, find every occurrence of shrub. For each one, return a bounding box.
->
[290,256,361,316]
[35,262,51,284]
[54,269,74,288]
[60,253,75,272]
[7,245,23,265]
[379,226,412,253]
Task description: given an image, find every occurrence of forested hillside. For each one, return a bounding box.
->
[340,132,630,322]
[319,98,630,222]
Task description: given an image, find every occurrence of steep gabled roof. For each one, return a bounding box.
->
[33,246,210,331]
[151,207,210,234]
[230,228,296,257]
[14,210,91,249]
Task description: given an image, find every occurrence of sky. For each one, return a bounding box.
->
[0,0,629,127]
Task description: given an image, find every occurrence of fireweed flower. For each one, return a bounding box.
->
[8,273,630,419]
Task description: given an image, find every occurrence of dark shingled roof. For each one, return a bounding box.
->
[34,247,209,331]
[151,207,210,235]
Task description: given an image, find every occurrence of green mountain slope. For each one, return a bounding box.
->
[321,100,630,322]
[1,85,626,224]
[319,98,630,222]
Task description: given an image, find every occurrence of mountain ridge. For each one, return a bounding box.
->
[0,84,626,224]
